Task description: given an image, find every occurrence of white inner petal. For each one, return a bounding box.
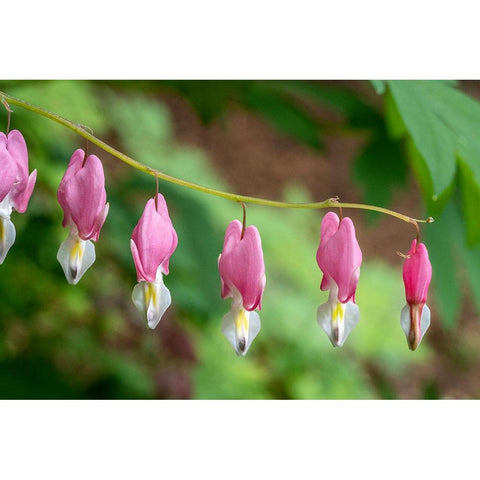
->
[132,268,172,329]
[421,304,431,336]
[0,194,13,218]
[0,216,16,264]
[400,303,431,349]
[221,306,261,356]
[400,304,410,339]
[57,231,96,285]
[317,295,359,347]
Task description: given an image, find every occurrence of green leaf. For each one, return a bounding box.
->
[405,138,454,217]
[388,81,457,198]
[422,81,480,186]
[424,201,462,328]
[458,158,480,245]
[370,80,386,95]
[427,194,480,326]
[386,80,480,242]
[384,89,407,139]
[404,138,434,204]
[461,244,480,316]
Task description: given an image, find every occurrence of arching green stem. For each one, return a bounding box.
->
[0,90,433,228]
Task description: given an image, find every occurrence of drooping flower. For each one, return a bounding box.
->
[0,129,37,264]
[316,212,362,347]
[401,239,432,351]
[57,149,109,284]
[131,194,178,329]
[218,220,266,356]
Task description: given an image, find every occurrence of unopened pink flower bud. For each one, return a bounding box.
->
[401,239,432,350]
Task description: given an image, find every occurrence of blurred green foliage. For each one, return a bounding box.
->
[0,79,478,398]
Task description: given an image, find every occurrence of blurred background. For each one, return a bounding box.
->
[0,79,478,399]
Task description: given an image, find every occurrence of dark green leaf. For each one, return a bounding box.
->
[422,81,480,186]
[461,244,480,316]
[458,158,480,246]
[432,194,480,323]
[404,138,454,217]
[388,81,457,197]
[424,201,462,328]
[384,89,407,140]
[386,79,480,249]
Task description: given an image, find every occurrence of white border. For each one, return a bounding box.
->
[6,1,480,78]
[0,400,476,478]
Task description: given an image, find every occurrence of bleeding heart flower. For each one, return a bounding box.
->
[57,149,109,284]
[218,220,266,356]
[401,239,432,350]
[0,129,37,264]
[130,194,178,329]
[316,212,362,347]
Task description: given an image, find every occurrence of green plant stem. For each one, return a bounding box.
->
[0,90,432,227]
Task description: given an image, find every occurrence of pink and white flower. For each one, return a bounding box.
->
[401,239,432,350]
[218,220,266,356]
[0,130,37,263]
[130,194,178,329]
[316,212,362,347]
[57,149,109,284]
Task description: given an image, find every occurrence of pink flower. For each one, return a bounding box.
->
[316,212,362,347]
[56,149,109,284]
[0,130,37,264]
[131,194,178,329]
[57,149,108,242]
[218,220,266,356]
[131,195,178,283]
[401,239,432,350]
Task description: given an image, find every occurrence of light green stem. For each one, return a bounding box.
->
[0,90,433,227]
